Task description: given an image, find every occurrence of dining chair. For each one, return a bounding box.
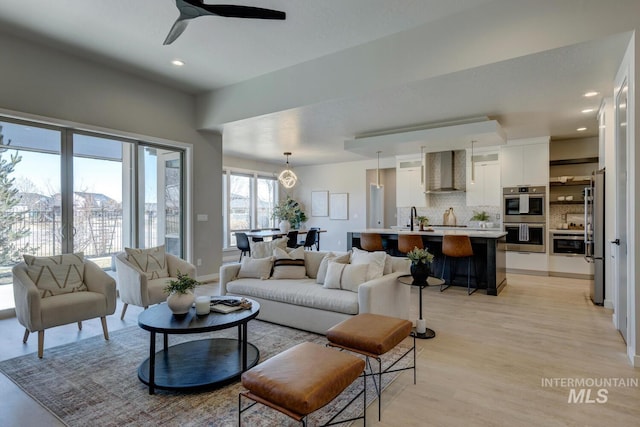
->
[286,230,299,248]
[235,232,251,261]
[297,229,318,250]
[310,227,321,250]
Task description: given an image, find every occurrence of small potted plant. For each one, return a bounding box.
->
[470,210,492,228]
[406,247,435,285]
[416,215,429,231]
[165,271,201,315]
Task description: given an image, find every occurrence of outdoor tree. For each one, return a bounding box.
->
[0,126,31,264]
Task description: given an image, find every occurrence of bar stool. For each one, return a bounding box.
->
[397,234,424,255]
[440,234,477,295]
[360,233,384,252]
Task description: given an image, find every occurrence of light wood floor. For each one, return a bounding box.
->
[1,276,639,426]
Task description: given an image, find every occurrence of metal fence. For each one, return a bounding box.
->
[4,208,181,264]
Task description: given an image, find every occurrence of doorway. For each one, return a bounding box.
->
[614,77,629,342]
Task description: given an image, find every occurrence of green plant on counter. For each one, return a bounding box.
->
[164,271,200,294]
[416,215,429,226]
[470,210,490,221]
[406,247,434,265]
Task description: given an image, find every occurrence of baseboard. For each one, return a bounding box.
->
[506,268,548,276]
[629,349,640,367]
[197,273,218,284]
[604,298,613,309]
[548,272,594,280]
[0,307,16,320]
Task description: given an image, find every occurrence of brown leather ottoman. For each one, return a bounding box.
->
[239,342,366,426]
[326,313,416,420]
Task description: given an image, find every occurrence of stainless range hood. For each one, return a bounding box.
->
[424,150,465,194]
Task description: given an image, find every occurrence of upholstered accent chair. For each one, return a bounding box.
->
[115,246,196,320]
[12,254,117,358]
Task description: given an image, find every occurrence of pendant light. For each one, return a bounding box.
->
[470,140,476,184]
[376,151,382,188]
[278,152,298,189]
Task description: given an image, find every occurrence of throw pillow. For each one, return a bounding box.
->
[315,252,350,284]
[237,256,273,280]
[23,252,86,298]
[350,247,386,281]
[271,247,306,280]
[383,254,393,275]
[323,261,369,292]
[250,236,287,259]
[125,245,169,280]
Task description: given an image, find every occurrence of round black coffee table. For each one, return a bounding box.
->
[397,275,444,339]
[137,298,260,394]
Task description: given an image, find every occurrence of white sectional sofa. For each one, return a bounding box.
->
[218,249,411,334]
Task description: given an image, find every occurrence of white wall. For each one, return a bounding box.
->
[0,32,223,276]
[288,157,395,252]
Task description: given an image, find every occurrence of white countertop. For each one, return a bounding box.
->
[352,228,507,238]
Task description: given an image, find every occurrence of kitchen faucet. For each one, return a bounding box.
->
[410,206,417,231]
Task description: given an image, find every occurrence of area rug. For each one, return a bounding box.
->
[0,320,415,426]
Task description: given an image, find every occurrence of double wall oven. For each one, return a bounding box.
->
[503,186,546,253]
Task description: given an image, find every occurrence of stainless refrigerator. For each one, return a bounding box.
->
[584,169,605,305]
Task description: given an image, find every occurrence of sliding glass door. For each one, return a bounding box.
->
[0,117,186,311]
[73,133,131,268]
[138,146,184,256]
[0,120,62,310]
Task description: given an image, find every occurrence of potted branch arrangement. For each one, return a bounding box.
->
[165,271,201,315]
[406,247,435,285]
[272,196,307,232]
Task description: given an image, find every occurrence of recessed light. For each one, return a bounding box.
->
[171,59,185,67]
[581,108,595,113]
[583,91,599,97]
[577,127,587,132]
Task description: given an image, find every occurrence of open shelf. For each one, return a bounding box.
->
[550,200,584,205]
[550,180,590,187]
[549,157,599,166]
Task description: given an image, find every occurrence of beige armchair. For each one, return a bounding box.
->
[115,251,196,320]
[12,259,117,358]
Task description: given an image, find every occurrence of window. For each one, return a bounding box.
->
[0,116,188,311]
[223,169,278,249]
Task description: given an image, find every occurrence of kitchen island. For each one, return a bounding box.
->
[347,228,507,295]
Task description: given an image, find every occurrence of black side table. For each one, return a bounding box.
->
[397,275,444,339]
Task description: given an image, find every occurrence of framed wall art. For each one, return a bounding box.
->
[311,191,329,217]
[329,193,348,220]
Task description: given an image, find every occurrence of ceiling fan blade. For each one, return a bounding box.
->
[183,1,286,20]
[163,18,190,45]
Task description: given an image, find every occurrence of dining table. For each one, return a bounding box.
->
[244,229,326,249]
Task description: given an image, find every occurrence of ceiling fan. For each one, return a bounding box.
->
[164,0,286,45]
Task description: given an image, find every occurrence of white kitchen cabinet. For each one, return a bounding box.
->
[396,156,427,207]
[506,252,549,273]
[500,141,549,186]
[466,149,500,206]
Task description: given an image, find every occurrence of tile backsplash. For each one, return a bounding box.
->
[397,193,500,227]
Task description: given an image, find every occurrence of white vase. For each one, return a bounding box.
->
[166,290,195,315]
[279,220,291,233]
